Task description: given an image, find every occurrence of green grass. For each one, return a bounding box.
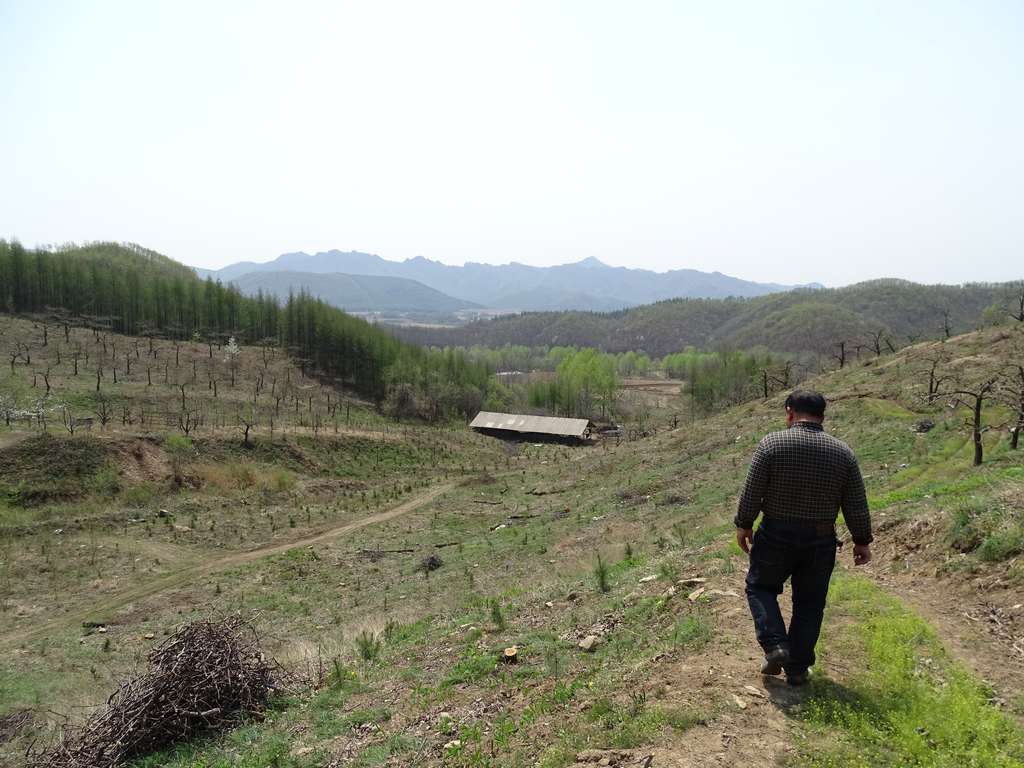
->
[0,434,109,508]
[442,643,502,687]
[796,573,1024,767]
[4,322,1024,768]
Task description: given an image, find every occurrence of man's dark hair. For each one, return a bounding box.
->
[785,389,826,417]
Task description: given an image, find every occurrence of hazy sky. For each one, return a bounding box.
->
[2,1,1022,287]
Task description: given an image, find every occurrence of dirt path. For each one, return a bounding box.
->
[863,535,1024,715]
[1,483,453,647]
[569,549,1022,767]
[0,430,32,451]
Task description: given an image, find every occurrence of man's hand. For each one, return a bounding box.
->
[852,543,871,565]
[736,527,754,555]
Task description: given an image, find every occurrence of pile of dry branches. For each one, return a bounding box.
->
[27,614,277,768]
[0,709,33,746]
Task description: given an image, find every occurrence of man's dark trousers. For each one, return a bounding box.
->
[744,518,838,675]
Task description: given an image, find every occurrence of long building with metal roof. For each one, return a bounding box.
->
[469,411,594,443]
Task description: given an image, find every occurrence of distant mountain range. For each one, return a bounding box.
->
[192,250,819,314]
[227,270,481,314]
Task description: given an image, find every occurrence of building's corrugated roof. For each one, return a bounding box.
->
[469,411,592,437]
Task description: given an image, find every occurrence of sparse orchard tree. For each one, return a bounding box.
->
[949,376,998,466]
[38,366,53,395]
[828,338,852,369]
[92,391,115,426]
[177,401,204,436]
[56,401,90,435]
[69,343,83,375]
[761,359,797,399]
[999,363,1024,450]
[224,336,240,387]
[863,326,895,358]
[937,306,953,339]
[237,402,259,447]
[24,393,52,430]
[1005,282,1024,323]
[0,380,21,427]
[916,352,953,405]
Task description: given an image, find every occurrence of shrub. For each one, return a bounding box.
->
[121,481,159,507]
[163,435,194,484]
[944,509,983,552]
[977,529,1024,562]
[269,468,292,491]
[489,599,506,630]
[355,631,381,661]
[86,462,122,498]
[595,554,611,593]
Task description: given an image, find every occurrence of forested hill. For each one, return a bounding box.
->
[391,279,1024,357]
[0,239,491,415]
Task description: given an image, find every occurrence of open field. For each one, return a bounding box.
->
[0,320,1023,766]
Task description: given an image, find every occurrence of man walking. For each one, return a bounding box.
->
[735,389,873,686]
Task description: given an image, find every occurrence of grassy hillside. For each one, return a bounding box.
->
[0,239,493,414]
[0,321,1022,767]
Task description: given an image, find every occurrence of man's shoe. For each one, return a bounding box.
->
[759,647,789,676]
[786,668,813,686]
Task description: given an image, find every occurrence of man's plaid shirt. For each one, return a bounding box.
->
[735,421,873,545]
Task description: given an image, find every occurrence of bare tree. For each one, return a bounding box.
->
[32,315,52,347]
[8,341,31,373]
[70,343,83,375]
[1005,282,1024,323]
[916,353,952,404]
[203,357,220,397]
[66,412,84,435]
[57,402,91,435]
[950,377,998,466]
[828,339,852,369]
[937,307,953,339]
[863,327,895,358]
[237,403,259,447]
[178,403,204,436]
[999,364,1024,450]
[761,359,797,399]
[93,392,115,427]
[0,385,19,427]
[311,404,326,436]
